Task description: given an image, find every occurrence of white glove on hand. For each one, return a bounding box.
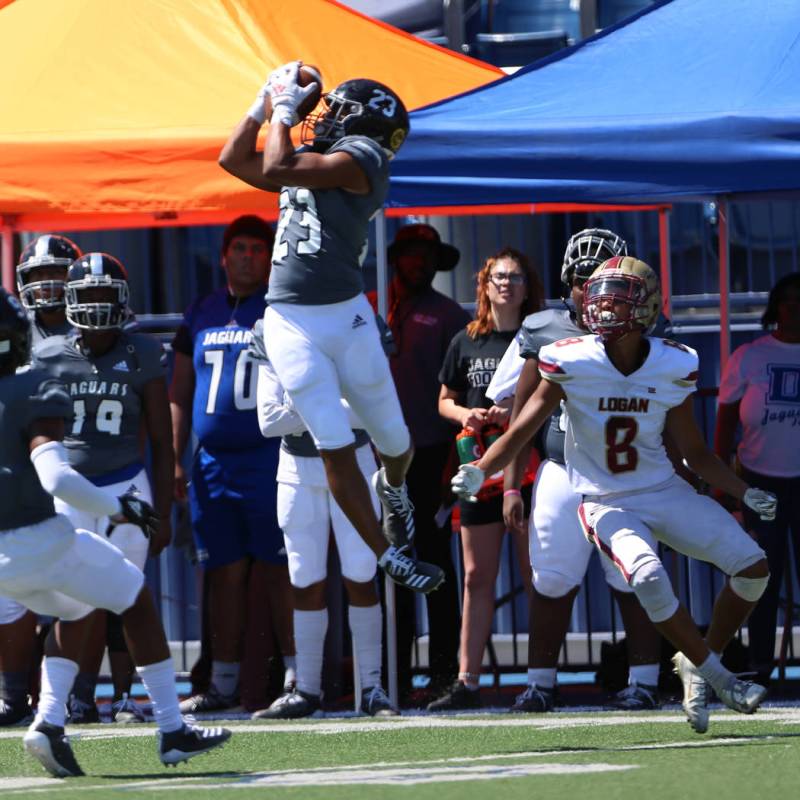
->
[451,464,485,503]
[246,80,271,126]
[743,487,777,521]
[267,61,317,128]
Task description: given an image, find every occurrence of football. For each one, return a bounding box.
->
[263,63,323,123]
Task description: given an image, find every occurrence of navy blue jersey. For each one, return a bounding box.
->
[0,368,72,530]
[173,288,266,451]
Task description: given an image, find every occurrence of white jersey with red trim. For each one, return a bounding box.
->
[538,335,698,496]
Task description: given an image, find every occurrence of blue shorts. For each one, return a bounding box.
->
[189,442,285,569]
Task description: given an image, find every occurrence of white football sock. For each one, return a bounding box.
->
[210,660,240,698]
[136,658,182,733]
[696,651,732,692]
[348,603,382,689]
[294,609,328,697]
[527,668,557,689]
[629,664,660,687]
[38,657,78,727]
[282,655,297,689]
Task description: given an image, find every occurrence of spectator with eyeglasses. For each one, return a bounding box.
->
[430,247,543,711]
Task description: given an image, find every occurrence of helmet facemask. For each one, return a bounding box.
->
[301,91,362,153]
[66,277,129,330]
[17,263,69,311]
[582,258,661,341]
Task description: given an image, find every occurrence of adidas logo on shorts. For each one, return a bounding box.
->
[351,314,367,330]
[113,360,130,371]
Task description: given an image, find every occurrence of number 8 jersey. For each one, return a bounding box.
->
[538,335,699,496]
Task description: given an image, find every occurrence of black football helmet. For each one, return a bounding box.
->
[0,288,31,374]
[16,234,82,311]
[301,78,410,156]
[65,253,130,330]
[561,228,628,289]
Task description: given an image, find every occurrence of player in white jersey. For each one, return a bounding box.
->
[488,229,662,713]
[452,256,777,733]
[247,319,397,718]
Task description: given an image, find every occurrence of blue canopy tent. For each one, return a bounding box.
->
[387,0,800,365]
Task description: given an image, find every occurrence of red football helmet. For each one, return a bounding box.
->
[582,256,661,340]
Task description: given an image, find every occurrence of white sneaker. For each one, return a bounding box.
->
[672,652,710,734]
[715,676,767,715]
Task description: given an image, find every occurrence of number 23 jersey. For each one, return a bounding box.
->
[538,335,699,496]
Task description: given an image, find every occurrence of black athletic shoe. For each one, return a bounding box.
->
[23,720,85,778]
[251,688,321,720]
[159,722,231,766]
[372,469,415,549]
[427,681,481,712]
[178,685,239,714]
[0,697,34,727]
[361,685,399,717]
[379,546,445,594]
[509,683,555,713]
[608,682,660,711]
[66,694,100,725]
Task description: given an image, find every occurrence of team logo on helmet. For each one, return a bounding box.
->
[561,228,628,287]
[65,253,130,331]
[301,78,410,157]
[16,234,82,311]
[582,256,661,340]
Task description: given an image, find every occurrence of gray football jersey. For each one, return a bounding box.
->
[0,368,72,530]
[517,309,582,463]
[32,332,167,477]
[265,136,391,306]
[27,310,72,351]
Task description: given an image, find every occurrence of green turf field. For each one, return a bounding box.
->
[2,706,799,799]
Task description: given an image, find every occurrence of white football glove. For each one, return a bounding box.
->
[743,487,777,521]
[267,61,317,128]
[246,80,271,126]
[451,464,485,503]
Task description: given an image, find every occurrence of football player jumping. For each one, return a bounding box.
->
[487,230,664,713]
[453,256,777,734]
[219,61,444,594]
[0,288,230,778]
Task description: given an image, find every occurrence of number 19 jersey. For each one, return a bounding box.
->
[538,335,699,496]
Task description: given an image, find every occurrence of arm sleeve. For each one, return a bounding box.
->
[31,441,122,518]
[256,362,306,438]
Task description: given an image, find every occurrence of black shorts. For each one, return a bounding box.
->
[458,483,533,527]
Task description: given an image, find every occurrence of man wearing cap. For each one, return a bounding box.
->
[375,223,471,702]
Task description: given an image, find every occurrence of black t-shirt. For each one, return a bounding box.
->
[439,328,517,410]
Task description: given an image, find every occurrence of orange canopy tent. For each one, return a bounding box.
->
[0,0,501,281]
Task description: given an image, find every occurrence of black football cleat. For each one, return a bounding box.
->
[23,720,85,778]
[159,722,231,766]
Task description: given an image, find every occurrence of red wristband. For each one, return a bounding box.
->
[503,489,521,497]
